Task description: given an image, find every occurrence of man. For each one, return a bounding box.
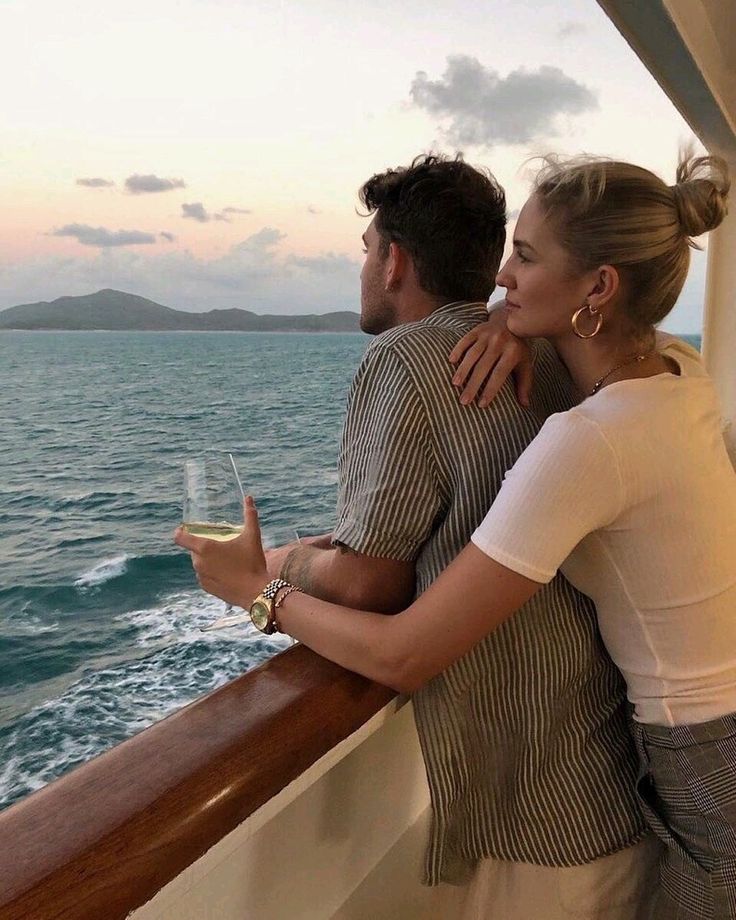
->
[187,155,656,917]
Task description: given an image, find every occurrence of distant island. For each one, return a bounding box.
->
[0,289,362,332]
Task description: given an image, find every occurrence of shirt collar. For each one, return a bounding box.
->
[424,299,489,324]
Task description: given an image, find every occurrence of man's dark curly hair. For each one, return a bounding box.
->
[359,153,507,303]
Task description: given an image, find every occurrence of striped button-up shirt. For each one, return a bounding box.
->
[333,301,645,884]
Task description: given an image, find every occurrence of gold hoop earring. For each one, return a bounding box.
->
[572,303,603,339]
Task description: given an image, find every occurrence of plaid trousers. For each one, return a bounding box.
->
[632,714,736,920]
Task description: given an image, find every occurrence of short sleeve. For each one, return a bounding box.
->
[471,411,623,583]
[333,342,441,561]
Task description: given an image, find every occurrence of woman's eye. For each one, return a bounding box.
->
[517,251,529,263]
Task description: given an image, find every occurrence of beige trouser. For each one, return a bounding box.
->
[458,834,663,920]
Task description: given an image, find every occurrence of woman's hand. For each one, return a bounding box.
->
[449,308,534,407]
[174,496,268,608]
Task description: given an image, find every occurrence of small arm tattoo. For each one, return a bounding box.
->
[281,545,321,594]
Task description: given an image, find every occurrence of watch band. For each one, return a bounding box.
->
[261,578,292,601]
[254,579,301,634]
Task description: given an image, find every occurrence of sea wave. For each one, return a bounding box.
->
[119,590,242,646]
[0,552,199,698]
[74,554,131,588]
[0,588,290,810]
[2,616,60,637]
[52,490,139,512]
[1,329,362,811]
[0,553,194,615]
[57,535,110,549]
[58,489,122,505]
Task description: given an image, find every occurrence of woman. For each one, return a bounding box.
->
[177,152,734,919]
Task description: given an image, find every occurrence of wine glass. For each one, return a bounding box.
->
[183,453,249,629]
[183,453,245,542]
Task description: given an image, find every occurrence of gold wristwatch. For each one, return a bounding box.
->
[249,578,301,634]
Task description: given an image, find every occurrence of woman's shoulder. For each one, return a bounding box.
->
[535,405,615,458]
[655,331,707,377]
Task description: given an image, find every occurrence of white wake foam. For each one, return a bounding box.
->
[74,554,130,588]
[0,587,291,811]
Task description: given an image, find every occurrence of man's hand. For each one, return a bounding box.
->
[174,497,269,607]
[449,305,534,407]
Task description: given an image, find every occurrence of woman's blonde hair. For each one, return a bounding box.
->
[533,151,731,328]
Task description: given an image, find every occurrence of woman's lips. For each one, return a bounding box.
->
[505,298,520,309]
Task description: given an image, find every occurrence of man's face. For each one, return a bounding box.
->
[359,217,397,335]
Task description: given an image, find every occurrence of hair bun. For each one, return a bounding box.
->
[672,154,730,237]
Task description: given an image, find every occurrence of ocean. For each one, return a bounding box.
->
[0,330,368,811]
[0,329,702,811]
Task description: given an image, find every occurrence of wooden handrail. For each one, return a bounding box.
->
[0,645,395,920]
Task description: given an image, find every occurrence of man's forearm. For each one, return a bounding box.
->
[278,542,415,613]
[298,532,334,550]
[280,543,336,596]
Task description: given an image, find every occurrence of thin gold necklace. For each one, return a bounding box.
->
[590,350,656,395]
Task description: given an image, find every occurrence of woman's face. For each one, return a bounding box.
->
[496,194,595,340]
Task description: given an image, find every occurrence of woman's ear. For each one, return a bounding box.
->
[587,264,620,312]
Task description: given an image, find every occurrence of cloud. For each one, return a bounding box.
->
[182,203,251,223]
[125,174,186,194]
[76,177,115,188]
[410,55,597,147]
[212,206,252,222]
[2,227,361,314]
[159,231,177,242]
[557,21,587,39]
[181,202,210,222]
[49,224,157,247]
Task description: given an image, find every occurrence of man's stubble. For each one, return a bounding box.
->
[360,272,398,336]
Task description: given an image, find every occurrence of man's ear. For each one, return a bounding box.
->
[385,241,408,291]
[587,264,620,312]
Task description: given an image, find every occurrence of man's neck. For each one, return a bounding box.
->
[390,294,457,328]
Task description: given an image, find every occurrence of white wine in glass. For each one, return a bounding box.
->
[181,521,244,541]
[183,455,244,537]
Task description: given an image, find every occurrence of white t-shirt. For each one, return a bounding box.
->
[471,336,736,727]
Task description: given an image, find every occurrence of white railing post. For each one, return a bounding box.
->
[701,158,736,465]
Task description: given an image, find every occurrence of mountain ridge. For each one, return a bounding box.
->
[0,289,362,332]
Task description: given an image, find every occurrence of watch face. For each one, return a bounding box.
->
[250,600,270,632]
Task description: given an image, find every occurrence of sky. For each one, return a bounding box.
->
[1,0,708,331]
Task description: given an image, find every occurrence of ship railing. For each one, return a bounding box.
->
[0,645,396,920]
